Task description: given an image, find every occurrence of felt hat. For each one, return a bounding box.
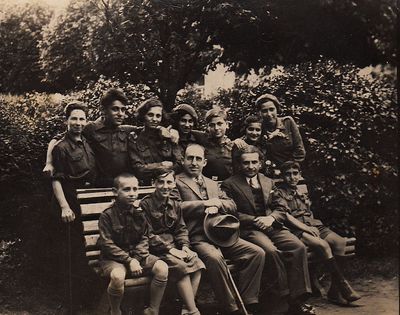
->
[203,213,240,247]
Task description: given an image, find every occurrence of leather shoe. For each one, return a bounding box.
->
[288,303,316,315]
[338,280,361,302]
[327,283,349,306]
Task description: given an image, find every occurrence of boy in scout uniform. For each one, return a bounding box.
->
[272,161,361,305]
[98,173,169,315]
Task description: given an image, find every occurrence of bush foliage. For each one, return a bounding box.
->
[209,60,398,256]
[0,60,397,258]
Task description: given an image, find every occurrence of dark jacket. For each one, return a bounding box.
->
[271,183,323,227]
[83,118,138,185]
[221,173,286,230]
[140,193,190,255]
[262,116,305,166]
[129,128,183,185]
[98,202,151,265]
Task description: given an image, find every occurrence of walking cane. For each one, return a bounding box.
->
[225,264,249,315]
[66,223,73,315]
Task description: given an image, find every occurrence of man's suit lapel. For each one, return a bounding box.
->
[234,175,256,210]
[258,174,273,206]
[179,173,203,199]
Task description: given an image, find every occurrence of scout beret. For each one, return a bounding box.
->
[255,93,282,112]
[172,103,198,123]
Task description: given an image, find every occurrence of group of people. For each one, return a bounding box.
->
[44,88,360,315]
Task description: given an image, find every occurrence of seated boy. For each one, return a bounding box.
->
[98,173,169,315]
[272,161,361,305]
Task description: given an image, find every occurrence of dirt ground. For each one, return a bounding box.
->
[0,257,398,315]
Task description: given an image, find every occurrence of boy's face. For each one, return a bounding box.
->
[115,177,139,207]
[283,167,301,188]
[67,109,87,135]
[207,116,227,139]
[178,113,194,134]
[245,122,262,142]
[154,173,176,198]
[103,100,127,126]
[240,152,261,178]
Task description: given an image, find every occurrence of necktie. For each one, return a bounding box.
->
[250,177,260,189]
[194,176,208,199]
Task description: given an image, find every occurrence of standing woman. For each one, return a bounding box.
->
[141,170,205,315]
[170,103,206,154]
[201,106,234,181]
[129,98,183,185]
[51,101,97,312]
[255,93,305,167]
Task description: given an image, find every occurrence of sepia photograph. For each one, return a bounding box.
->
[0,0,398,314]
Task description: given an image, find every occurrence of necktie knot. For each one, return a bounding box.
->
[194,176,204,186]
[249,177,260,189]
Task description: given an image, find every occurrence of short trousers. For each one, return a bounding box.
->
[159,253,205,282]
[100,254,160,278]
[293,224,333,239]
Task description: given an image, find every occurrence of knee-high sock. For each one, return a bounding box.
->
[148,277,168,313]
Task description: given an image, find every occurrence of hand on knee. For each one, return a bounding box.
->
[152,260,168,281]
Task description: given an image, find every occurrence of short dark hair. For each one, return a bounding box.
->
[279,161,301,174]
[240,115,263,134]
[255,93,281,112]
[205,106,227,123]
[135,98,165,124]
[100,88,128,108]
[234,145,264,165]
[113,173,138,189]
[64,101,87,119]
[153,169,175,182]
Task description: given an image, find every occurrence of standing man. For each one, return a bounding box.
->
[175,144,265,315]
[221,146,315,315]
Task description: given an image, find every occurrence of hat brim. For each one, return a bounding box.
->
[203,213,240,248]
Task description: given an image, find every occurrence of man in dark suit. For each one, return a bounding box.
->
[175,144,265,315]
[221,145,315,315]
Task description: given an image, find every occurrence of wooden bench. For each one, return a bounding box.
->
[77,183,356,308]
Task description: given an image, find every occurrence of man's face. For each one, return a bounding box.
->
[245,122,262,142]
[239,152,261,178]
[259,101,277,123]
[183,146,207,177]
[178,113,194,134]
[115,177,139,208]
[207,116,227,139]
[144,106,163,129]
[103,100,127,126]
[154,173,176,198]
[283,167,301,188]
[67,109,87,135]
